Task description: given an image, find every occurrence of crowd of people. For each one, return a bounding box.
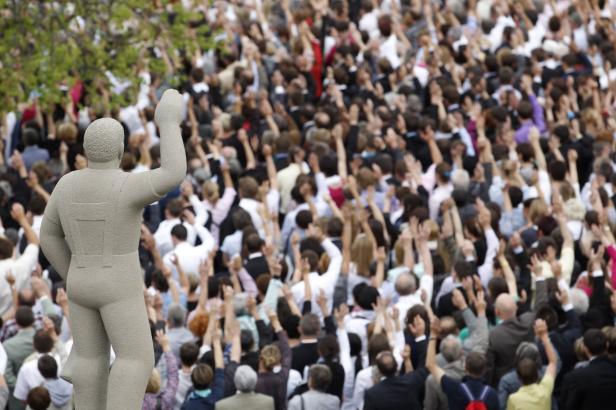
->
[1,0,616,409]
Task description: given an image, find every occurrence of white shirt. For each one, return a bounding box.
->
[0,244,38,316]
[220,230,243,259]
[343,366,374,410]
[163,240,215,281]
[291,238,343,321]
[14,353,63,401]
[428,184,453,220]
[154,218,197,257]
[393,274,434,328]
[239,198,265,237]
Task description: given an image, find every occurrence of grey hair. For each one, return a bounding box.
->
[440,335,462,363]
[167,304,186,329]
[451,169,470,191]
[515,342,541,367]
[234,365,258,393]
[569,288,589,315]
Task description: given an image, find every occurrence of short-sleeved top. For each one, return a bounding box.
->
[506,374,554,410]
[441,375,500,410]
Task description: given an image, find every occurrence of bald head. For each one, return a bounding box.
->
[495,293,517,320]
[395,273,417,296]
[84,118,124,163]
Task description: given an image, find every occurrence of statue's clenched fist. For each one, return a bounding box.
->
[155,89,184,125]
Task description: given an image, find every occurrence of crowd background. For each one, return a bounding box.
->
[1,0,616,409]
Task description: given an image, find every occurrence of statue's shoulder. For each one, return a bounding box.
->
[53,170,82,192]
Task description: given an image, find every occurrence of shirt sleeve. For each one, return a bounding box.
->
[13,366,28,401]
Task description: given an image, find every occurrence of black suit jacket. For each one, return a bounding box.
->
[291,342,319,374]
[244,256,270,280]
[561,356,616,410]
[363,368,429,410]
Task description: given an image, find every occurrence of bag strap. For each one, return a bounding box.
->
[300,394,305,410]
[460,383,475,402]
[479,385,490,401]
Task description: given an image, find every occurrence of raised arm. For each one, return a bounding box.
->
[133,90,187,207]
[534,319,557,378]
[426,318,445,383]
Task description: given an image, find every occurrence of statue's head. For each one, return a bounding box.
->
[83,118,124,163]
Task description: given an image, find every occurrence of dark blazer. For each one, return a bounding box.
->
[363,368,429,410]
[291,342,319,374]
[560,356,616,410]
[244,255,270,280]
[486,281,547,386]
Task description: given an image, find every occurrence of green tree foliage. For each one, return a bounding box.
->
[0,0,214,110]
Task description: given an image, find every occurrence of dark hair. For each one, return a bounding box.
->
[516,357,539,385]
[318,334,340,362]
[166,199,184,218]
[38,354,58,379]
[376,351,398,377]
[508,186,524,208]
[180,342,200,367]
[240,329,255,352]
[453,259,474,280]
[299,314,320,337]
[245,233,263,253]
[517,101,533,120]
[368,333,391,365]
[356,285,379,310]
[0,237,14,260]
[232,208,253,231]
[295,210,313,230]
[584,328,607,356]
[15,306,35,328]
[327,217,343,238]
[27,386,50,410]
[170,224,188,241]
[548,161,567,181]
[33,329,54,354]
[465,352,487,377]
[536,306,559,331]
[151,270,169,293]
[191,364,214,390]
[309,364,332,392]
[301,249,319,272]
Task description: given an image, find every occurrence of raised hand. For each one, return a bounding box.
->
[155,89,184,125]
[408,315,426,338]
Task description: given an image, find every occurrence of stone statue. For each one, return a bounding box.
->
[40,89,187,410]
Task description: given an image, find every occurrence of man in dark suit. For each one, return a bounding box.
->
[485,280,547,386]
[363,351,428,410]
[291,314,320,375]
[561,329,616,410]
[243,233,270,280]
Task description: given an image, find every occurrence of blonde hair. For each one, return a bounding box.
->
[528,199,548,225]
[146,369,161,394]
[202,180,220,203]
[351,234,374,277]
[260,344,281,371]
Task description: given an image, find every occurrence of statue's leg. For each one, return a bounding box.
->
[100,295,154,410]
[69,301,110,410]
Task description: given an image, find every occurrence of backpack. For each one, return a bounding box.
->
[461,382,490,410]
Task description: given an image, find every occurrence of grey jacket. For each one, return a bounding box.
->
[288,390,340,410]
[215,392,275,410]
